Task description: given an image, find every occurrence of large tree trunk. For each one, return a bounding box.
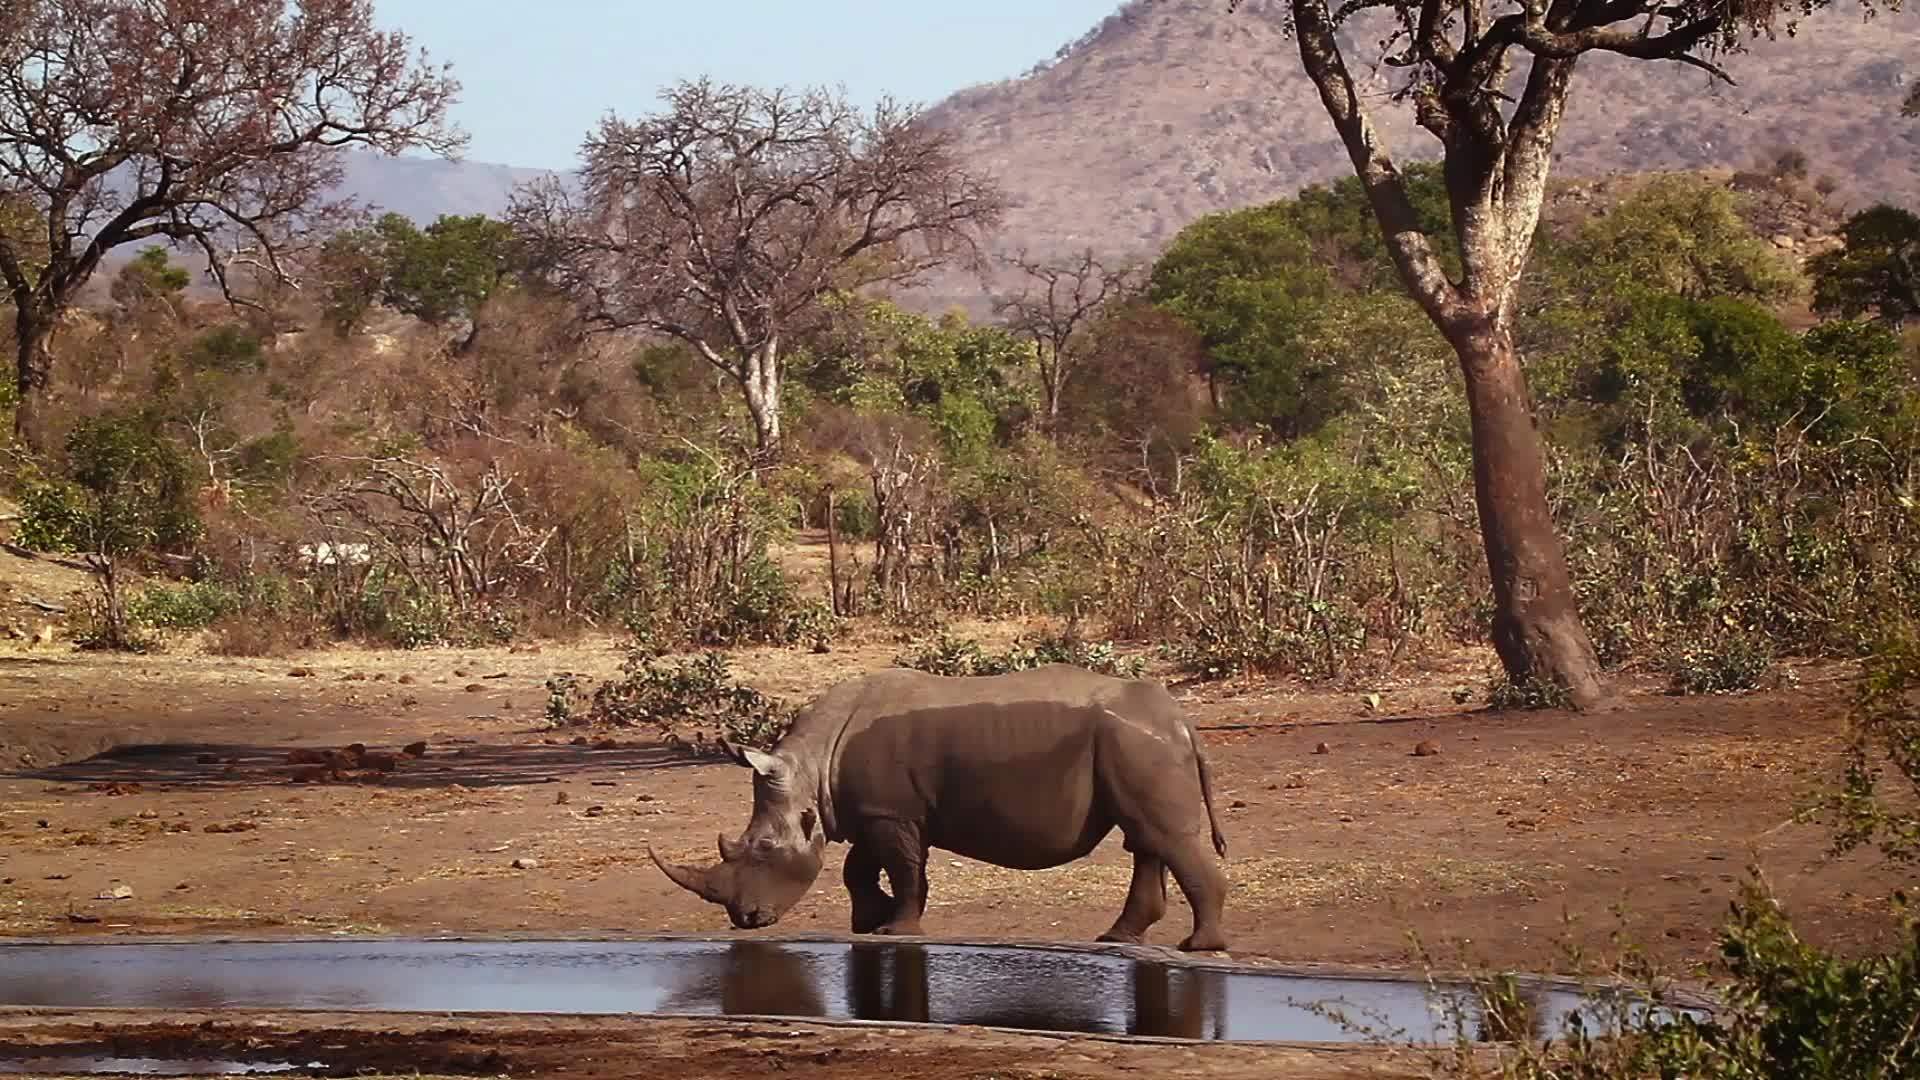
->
[1284,0,1607,708]
[11,304,52,450]
[1452,319,1606,707]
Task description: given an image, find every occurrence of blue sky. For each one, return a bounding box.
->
[374,1,1125,170]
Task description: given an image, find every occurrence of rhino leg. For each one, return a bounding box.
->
[865,819,929,937]
[1096,852,1168,945]
[1162,834,1230,952]
[843,843,895,935]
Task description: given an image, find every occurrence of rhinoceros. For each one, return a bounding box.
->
[647,663,1231,952]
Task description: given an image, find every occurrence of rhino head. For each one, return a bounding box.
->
[648,738,826,930]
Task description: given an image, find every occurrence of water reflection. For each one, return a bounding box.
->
[0,939,1683,1046]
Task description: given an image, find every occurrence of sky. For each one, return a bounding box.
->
[373,1,1126,170]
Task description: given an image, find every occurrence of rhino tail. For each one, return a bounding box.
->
[1191,725,1227,859]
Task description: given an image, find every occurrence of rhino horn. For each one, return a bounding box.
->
[648,845,729,904]
[718,832,746,862]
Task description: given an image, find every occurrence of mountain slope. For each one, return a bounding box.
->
[919,0,1919,268]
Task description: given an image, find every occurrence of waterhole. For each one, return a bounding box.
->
[0,938,1693,1065]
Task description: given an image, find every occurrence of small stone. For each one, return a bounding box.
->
[511,858,540,870]
[554,791,570,806]
[464,684,485,693]
[397,674,416,685]
[287,667,315,678]
[96,881,134,900]
[1229,799,1247,810]
[1413,741,1441,757]
[1312,742,1331,755]
[585,805,606,817]
[402,741,428,757]
[570,736,590,747]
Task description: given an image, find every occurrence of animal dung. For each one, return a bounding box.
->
[1312,742,1331,755]
[1412,741,1441,757]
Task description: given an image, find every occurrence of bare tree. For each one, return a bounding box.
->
[0,0,463,447]
[991,249,1142,436]
[1218,0,1895,708]
[510,78,1004,457]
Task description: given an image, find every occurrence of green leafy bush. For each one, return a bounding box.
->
[575,650,795,752]
[127,581,239,630]
[1484,670,1575,711]
[893,632,1146,679]
[1663,632,1788,695]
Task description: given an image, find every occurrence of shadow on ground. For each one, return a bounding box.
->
[7,740,707,790]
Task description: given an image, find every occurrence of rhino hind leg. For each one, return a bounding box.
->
[1161,834,1230,952]
[843,843,896,934]
[1096,853,1169,945]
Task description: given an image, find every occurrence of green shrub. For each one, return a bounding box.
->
[1663,632,1788,695]
[894,631,1146,679]
[575,650,795,752]
[1485,669,1575,711]
[127,581,239,630]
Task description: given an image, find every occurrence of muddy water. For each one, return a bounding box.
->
[0,939,1651,1046]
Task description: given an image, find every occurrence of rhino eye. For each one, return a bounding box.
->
[754,836,777,855]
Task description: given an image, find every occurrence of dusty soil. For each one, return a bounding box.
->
[0,630,1909,1078]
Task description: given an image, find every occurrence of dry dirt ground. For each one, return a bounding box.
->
[0,628,1909,1079]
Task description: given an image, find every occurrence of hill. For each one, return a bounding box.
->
[920,0,1918,260]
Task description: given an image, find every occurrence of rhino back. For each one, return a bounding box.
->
[825,665,1173,868]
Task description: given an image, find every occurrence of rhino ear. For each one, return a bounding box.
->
[741,747,789,782]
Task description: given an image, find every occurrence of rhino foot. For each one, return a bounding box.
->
[1178,930,1229,953]
[872,919,924,937]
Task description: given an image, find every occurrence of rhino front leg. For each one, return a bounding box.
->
[843,843,895,935]
[865,819,929,937]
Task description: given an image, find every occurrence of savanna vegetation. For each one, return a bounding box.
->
[5,0,1920,1074]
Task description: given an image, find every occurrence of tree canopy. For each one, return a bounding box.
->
[1,0,462,444]
[510,78,1003,455]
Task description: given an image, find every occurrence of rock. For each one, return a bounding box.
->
[360,752,398,772]
[454,669,470,678]
[464,684,485,693]
[1312,742,1331,755]
[1771,233,1795,248]
[585,805,606,817]
[402,741,428,757]
[555,791,570,806]
[96,881,134,900]
[397,674,416,685]
[287,667,315,678]
[593,738,618,750]
[511,858,540,870]
[204,821,259,834]
[66,912,101,924]
[1229,799,1247,810]
[570,736,590,747]
[1284,775,1307,790]
[1413,741,1442,757]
